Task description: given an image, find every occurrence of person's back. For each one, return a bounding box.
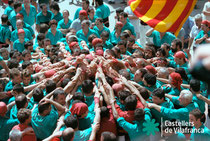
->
[0,102,19,141]
[31,102,59,140]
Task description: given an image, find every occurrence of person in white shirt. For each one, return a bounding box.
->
[202,0,210,21]
[188,14,202,50]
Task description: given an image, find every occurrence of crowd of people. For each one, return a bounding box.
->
[0,0,210,141]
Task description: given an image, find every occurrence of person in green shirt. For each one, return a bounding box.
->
[146,28,176,47]
[110,22,123,46]
[58,10,72,36]
[0,14,11,46]
[190,79,206,113]
[13,29,29,53]
[4,0,14,18]
[195,20,210,45]
[142,73,161,93]
[73,0,89,20]
[101,31,113,50]
[76,20,100,44]
[150,88,174,124]
[95,0,110,27]
[120,12,136,37]
[88,6,97,23]
[46,19,63,45]
[161,43,174,60]
[31,98,65,140]
[93,18,110,37]
[189,109,210,141]
[9,2,22,29]
[115,108,151,141]
[20,0,37,26]
[49,1,63,22]
[148,90,199,122]
[0,102,19,141]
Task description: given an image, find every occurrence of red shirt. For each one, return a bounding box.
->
[96,106,117,140]
[12,124,36,141]
[115,104,135,123]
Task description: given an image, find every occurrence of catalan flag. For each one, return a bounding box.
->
[129,0,197,36]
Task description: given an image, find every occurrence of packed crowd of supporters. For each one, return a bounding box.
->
[0,0,210,141]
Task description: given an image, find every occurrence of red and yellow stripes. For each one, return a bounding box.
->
[129,0,197,36]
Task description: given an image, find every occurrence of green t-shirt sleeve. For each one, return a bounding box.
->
[117,117,138,132]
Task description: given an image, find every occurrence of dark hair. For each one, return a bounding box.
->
[17,108,31,124]
[120,12,128,18]
[32,88,44,103]
[116,7,123,14]
[53,89,66,100]
[101,132,116,141]
[162,43,170,50]
[190,109,203,120]
[50,2,60,12]
[64,115,78,129]
[14,2,22,10]
[82,0,90,5]
[72,92,85,102]
[13,84,24,94]
[144,73,156,86]
[96,0,103,5]
[139,88,149,100]
[100,106,110,118]
[49,19,58,27]
[7,59,19,69]
[152,88,165,99]
[139,68,148,79]
[157,48,166,57]
[175,68,188,82]
[39,24,49,34]
[38,102,51,114]
[24,41,33,49]
[118,90,130,101]
[117,40,127,47]
[15,94,27,110]
[134,108,145,121]
[105,76,114,86]
[8,0,14,5]
[190,79,200,92]
[37,33,45,42]
[119,69,130,80]
[96,17,103,23]
[10,68,20,79]
[46,80,56,93]
[128,37,135,43]
[172,39,182,49]
[124,95,137,111]
[22,61,31,70]
[120,32,130,39]
[1,14,8,23]
[82,79,94,94]
[61,78,70,88]
[62,128,75,141]
[40,3,47,9]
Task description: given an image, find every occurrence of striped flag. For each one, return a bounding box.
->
[129,0,197,36]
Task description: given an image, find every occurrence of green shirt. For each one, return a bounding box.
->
[161,97,199,122]
[195,30,210,44]
[52,12,63,22]
[0,116,19,141]
[9,10,17,29]
[190,124,210,141]
[121,21,136,36]
[95,4,110,19]
[76,28,100,43]
[58,19,72,36]
[117,108,151,141]
[46,29,63,45]
[73,7,82,20]
[93,25,110,36]
[31,105,59,140]
[150,98,174,123]
[0,24,11,43]
[20,4,37,26]
[192,95,205,113]
[13,38,29,53]
[11,28,32,42]
[148,30,176,47]
[110,30,121,45]
[4,5,14,17]
[36,11,53,25]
